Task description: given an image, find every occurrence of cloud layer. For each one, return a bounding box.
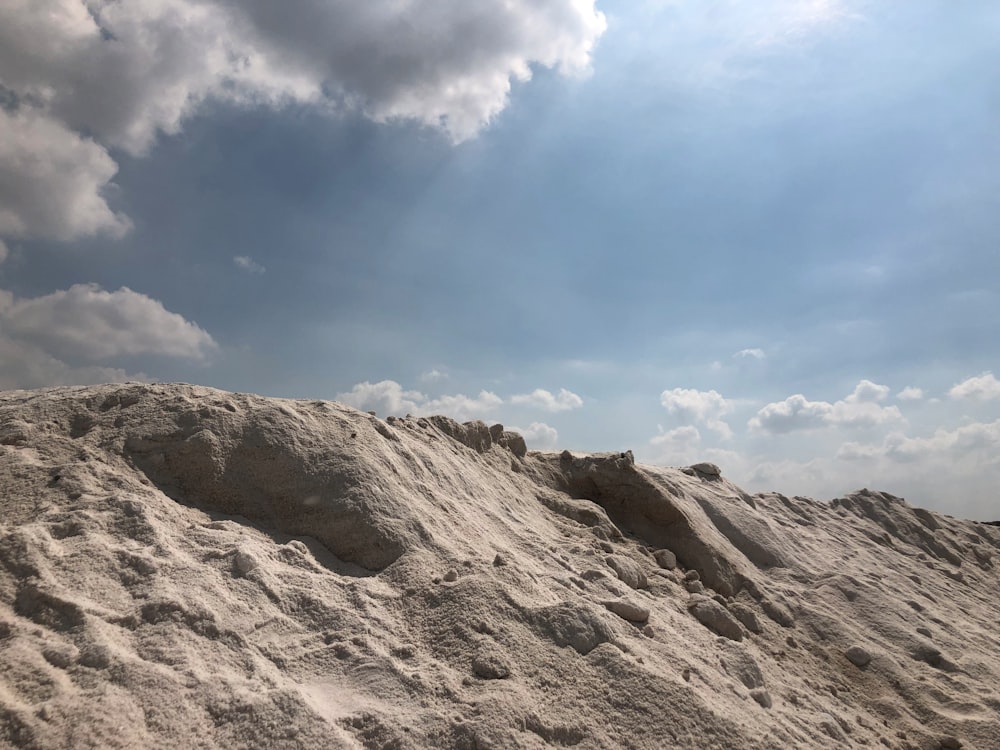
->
[0,283,215,388]
[335,380,582,424]
[660,387,734,439]
[748,380,903,434]
[0,0,606,246]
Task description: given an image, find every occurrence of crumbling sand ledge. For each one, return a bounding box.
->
[1,383,998,749]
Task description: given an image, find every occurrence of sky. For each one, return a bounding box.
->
[1,0,999,519]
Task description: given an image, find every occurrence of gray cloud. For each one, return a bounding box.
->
[0,0,605,246]
[0,283,217,362]
[0,108,130,243]
[234,256,266,274]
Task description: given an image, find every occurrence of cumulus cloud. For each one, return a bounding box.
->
[733,348,765,360]
[510,388,583,412]
[650,425,701,449]
[949,372,1000,401]
[838,421,1000,472]
[337,380,586,421]
[336,380,501,421]
[335,380,425,416]
[0,107,131,243]
[749,380,903,434]
[884,422,1000,464]
[660,387,734,439]
[0,283,217,362]
[748,394,831,433]
[424,391,503,421]
[896,386,924,401]
[0,0,606,246]
[233,255,265,274]
[0,282,212,388]
[0,333,148,391]
[513,422,559,450]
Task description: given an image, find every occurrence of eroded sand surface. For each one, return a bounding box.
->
[1,383,998,749]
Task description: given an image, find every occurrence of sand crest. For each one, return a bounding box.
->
[1,383,998,749]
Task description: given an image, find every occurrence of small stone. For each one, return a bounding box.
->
[602,599,650,623]
[729,603,763,634]
[653,549,677,570]
[443,569,458,582]
[493,554,507,567]
[688,598,743,641]
[750,688,772,708]
[605,555,647,589]
[78,644,111,669]
[819,714,847,742]
[762,598,795,628]
[685,580,705,594]
[42,645,78,669]
[684,570,700,582]
[938,736,963,750]
[233,548,258,577]
[916,626,931,637]
[690,462,721,478]
[845,646,872,668]
[642,625,655,638]
[472,651,511,680]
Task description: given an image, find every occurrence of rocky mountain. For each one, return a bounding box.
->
[1,383,998,749]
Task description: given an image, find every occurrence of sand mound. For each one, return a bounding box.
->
[1,383,999,749]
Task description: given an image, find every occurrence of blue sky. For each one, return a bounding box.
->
[1,0,999,518]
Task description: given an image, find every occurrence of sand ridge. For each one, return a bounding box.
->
[1,383,998,749]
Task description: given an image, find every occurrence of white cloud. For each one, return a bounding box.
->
[420,368,447,383]
[424,391,503,421]
[510,387,583,412]
[949,372,1000,401]
[896,386,924,401]
[335,380,426,416]
[749,380,903,434]
[660,387,734,439]
[884,422,1000,464]
[0,333,149,391]
[0,0,606,247]
[748,393,831,433]
[335,380,501,421]
[650,425,701,449]
[0,283,217,362]
[233,255,265,274]
[838,421,1000,464]
[733,348,765,360]
[844,379,890,404]
[513,422,559,450]
[0,107,131,243]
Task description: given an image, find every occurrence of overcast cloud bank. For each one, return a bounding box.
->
[0,0,605,250]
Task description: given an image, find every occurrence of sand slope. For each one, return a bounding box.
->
[1,383,998,749]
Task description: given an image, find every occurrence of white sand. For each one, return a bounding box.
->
[0,383,998,749]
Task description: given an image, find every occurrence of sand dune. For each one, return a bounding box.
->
[1,383,998,749]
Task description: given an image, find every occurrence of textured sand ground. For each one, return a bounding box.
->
[1,383,998,749]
